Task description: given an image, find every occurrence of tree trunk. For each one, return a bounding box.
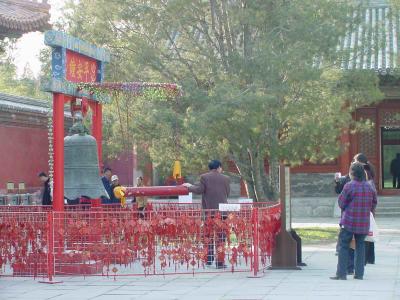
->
[230,151,257,201]
[265,113,280,200]
[245,179,257,201]
[260,164,273,199]
[252,152,267,202]
[268,157,280,200]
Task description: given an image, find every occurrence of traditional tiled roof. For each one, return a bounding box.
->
[0,92,72,128]
[0,0,50,39]
[0,92,50,114]
[334,0,400,74]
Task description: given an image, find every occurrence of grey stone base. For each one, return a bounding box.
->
[290,172,339,217]
[291,173,337,197]
[292,197,338,217]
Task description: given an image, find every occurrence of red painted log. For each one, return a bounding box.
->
[124,185,189,197]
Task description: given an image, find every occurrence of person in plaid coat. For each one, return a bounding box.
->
[330,162,377,280]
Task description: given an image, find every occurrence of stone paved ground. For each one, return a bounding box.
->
[1,217,399,300]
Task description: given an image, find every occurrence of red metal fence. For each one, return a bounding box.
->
[0,203,280,280]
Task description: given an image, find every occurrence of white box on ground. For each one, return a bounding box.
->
[178,192,193,203]
[219,203,241,211]
[238,198,253,203]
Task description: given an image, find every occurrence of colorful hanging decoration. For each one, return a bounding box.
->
[0,213,49,278]
[47,107,54,196]
[0,205,280,277]
[76,82,182,101]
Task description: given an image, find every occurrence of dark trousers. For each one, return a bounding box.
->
[393,175,400,188]
[347,248,354,273]
[365,241,375,264]
[206,214,227,266]
[138,206,145,219]
[336,230,354,271]
[343,243,374,272]
[290,229,303,264]
[336,228,366,279]
[207,242,215,263]
[207,232,226,266]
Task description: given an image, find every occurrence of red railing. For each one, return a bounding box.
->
[0,211,49,278]
[0,203,280,279]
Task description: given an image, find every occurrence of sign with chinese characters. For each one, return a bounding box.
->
[178,192,193,203]
[219,203,241,211]
[238,198,253,203]
[66,50,97,83]
[42,30,110,102]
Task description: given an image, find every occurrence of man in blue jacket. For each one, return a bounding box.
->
[101,167,113,203]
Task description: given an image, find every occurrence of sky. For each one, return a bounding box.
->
[12,0,67,78]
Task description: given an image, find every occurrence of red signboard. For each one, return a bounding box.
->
[66,50,97,83]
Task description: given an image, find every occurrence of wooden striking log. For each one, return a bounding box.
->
[123,185,189,197]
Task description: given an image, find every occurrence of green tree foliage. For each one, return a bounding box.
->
[0,48,49,100]
[0,39,11,56]
[0,60,48,100]
[391,0,400,9]
[62,0,383,200]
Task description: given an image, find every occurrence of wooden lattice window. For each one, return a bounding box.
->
[357,109,376,158]
[381,111,400,127]
[359,129,376,157]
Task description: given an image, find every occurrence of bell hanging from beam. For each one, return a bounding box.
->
[64,118,109,202]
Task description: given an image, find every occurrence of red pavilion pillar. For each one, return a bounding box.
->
[339,129,352,175]
[90,101,103,171]
[52,93,65,211]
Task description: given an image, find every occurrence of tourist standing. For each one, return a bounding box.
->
[38,172,52,206]
[183,160,230,268]
[354,153,376,189]
[354,153,376,265]
[136,176,147,218]
[330,162,377,280]
[110,174,124,205]
[390,153,400,189]
[334,171,353,274]
[101,167,113,203]
[183,160,230,210]
[335,153,377,266]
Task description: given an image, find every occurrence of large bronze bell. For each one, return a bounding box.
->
[64,123,109,201]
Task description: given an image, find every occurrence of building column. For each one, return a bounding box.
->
[339,129,352,175]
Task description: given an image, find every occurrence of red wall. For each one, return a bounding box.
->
[104,151,135,186]
[0,125,48,190]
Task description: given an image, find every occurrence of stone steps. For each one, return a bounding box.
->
[377,200,399,204]
[375,212,400,217]
[376,197,400,217]
[376,207,400,213]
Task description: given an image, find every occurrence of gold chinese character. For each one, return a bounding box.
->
[76,59,84,80]
[84,61,90,81]
[69,58,76,79]
[90,63,97,82]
